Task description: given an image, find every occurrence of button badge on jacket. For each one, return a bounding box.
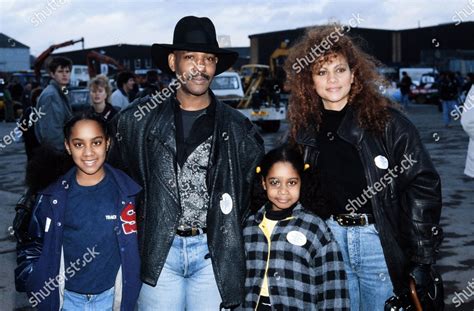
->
[374,155,389,169]
[220,193,233,215]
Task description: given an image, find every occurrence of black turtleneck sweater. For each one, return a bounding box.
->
[265,203,297,220]
[316,105,373,216]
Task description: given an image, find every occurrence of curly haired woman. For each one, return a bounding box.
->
[284,24,444,310]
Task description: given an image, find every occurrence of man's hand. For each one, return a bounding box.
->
[409,263,444,310]
[409,263,432,302]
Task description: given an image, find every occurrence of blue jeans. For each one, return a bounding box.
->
[401,93,410,109]
[137,234,222,311]
[326,218,393,311]
[62,286,114,310]
[442,100,458,125]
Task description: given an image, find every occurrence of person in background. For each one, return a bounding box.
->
[461,73,473,102]
[438,71,460,128]
[0,78,15,122]
[455,71,464,95]
[34,56,73,151]
[21,83,33,111]
[111,71,136,110]
[136,70,161,98]
[9,78,24,102]
[88,75,118,122]
[399,71,412,109]
[30,83,42,107]
[461,85,474,178]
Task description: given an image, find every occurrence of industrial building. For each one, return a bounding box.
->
[0,33,30,72]
[249,21,474,73]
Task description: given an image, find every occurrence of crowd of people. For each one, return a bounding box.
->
[9,15,473,311]
[398,70,473,127]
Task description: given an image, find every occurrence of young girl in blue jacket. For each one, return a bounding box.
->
[15,112,142,310]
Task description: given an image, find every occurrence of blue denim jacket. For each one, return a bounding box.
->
[34,80,72,151]
[15,163,142,311]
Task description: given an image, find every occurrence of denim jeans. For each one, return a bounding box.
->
[442,100,458,126]
[62,286,114,310]
[137,234,222,311]
[326,218,393,311]
[401,93,410,109]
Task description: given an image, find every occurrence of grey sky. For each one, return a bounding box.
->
[1,0,473,56]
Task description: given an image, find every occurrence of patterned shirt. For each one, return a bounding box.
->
[177,136,212,229]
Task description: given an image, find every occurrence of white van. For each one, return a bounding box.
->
[210,71,244,107]
[70,65,90,87]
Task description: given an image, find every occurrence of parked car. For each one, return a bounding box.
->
[210,71,244,108]
[409,73,440,105]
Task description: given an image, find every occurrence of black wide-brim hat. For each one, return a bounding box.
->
[152,16,239,76]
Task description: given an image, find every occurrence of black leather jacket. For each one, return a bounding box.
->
[296,106,443,295]
[109,92,264,308]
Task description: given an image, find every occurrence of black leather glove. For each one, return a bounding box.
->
[409,263,432,302]
[409,263,444,311]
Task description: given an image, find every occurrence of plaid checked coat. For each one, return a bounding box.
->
[241,203,350,310]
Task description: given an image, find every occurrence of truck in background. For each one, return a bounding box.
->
[399,67,438,86]
[399,67,440,105]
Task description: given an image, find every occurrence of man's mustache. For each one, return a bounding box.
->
[186,71,210,81]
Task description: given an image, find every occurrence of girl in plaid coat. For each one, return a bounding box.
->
[242,146,349,310]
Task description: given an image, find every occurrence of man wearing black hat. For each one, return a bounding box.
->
[110,16,264,309]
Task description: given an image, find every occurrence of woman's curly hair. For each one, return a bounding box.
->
[284,23,393,142]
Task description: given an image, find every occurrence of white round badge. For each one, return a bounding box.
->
[286,231,307,246]
[220,193,233,215]
[374,155,389,170]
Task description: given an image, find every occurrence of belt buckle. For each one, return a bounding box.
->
[361,214,369,226]
[190,228,203,236]
[335,216,345,226]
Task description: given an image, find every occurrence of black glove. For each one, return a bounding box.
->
[409,263,444,311]
[409,263,432,302]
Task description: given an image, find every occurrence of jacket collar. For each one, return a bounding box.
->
[149,89,221,159]
[49,79,66,93]
[148,96,177,155]
[296,104,364,147]
[49,79,70,103]
[40,163,141,197]
[172,89,217,119]
[336,105,365,146]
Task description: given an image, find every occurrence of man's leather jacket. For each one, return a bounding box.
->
[109,92,264,308]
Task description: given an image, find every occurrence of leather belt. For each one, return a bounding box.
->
[176,227,207,237]
[334,214,375,226]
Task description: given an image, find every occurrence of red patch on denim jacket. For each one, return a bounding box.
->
[121,203,137,234]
